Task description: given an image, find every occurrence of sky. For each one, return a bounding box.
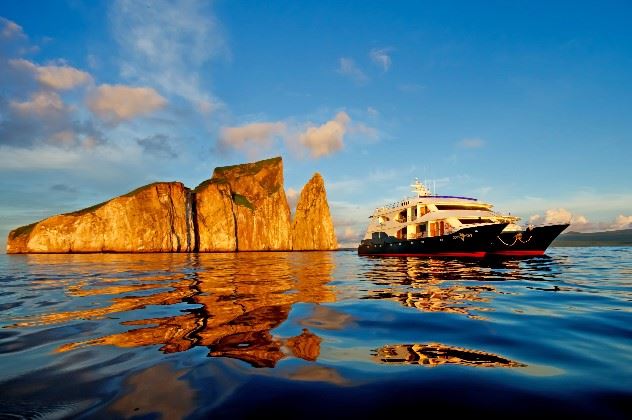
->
[1,0,631,249]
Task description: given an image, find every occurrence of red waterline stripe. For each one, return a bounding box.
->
[489,250,545,256]
[359,252,487,258]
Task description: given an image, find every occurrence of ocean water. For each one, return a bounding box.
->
[0,248,630,418]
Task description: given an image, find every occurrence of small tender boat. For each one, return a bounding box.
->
[358,180,568,257]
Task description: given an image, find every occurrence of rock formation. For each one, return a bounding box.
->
[6,182,194,253]
[6,156,339,253]
[194,180,236,252]
[292,173,338,250]
[209,157,292,251]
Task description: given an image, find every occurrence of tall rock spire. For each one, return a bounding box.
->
[292,173,338,250]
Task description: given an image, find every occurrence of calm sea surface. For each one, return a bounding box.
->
[0,248,630,418]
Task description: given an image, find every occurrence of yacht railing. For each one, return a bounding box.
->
[377,195,479,212]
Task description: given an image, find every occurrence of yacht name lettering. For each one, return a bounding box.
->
[453,232,473,241]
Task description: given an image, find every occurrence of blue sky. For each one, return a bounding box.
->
[1,0,631,248]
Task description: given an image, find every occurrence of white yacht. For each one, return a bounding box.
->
[358,180,568,257]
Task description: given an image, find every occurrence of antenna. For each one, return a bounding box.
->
[433,180,436,196]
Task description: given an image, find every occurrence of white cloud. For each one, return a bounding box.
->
[10,91,66,116]
[87,84,166,123]
[298,112,350,158]
[369,48,392,72]
[610,215,632,230]
[286,187,299,212]
[457,138,485,148]
[196,99,218,115]
[52,130,76,146]
[218,113,373,159]
[529,214,542,224]
[499,191,632,224]
[543,208,575,224]
[0,17,25,39]
[327,179,362,193]
[0,145,83,170]
[534,211,632,232]
[337,58,368,84]
[335,225,361,247]
[10,59,92,90]
[330,202,373,247]
[219,122,287,156]
[348,121,379,142]
[529,208,591,231]
[367,106,379,117]
[110,0,226,113]
[342,227,357,240]
[0,20,107,150]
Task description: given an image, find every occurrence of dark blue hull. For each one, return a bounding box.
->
[488,223,570,256]
[358,223,508,258]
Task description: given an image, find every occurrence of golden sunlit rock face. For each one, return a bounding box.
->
[7,156,339,253]
[194,181,236,252]
[6,182,194,253]
[209,157,292,251]
[292,173,338,250]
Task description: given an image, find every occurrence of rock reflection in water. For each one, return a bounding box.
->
[373,343,525,368]
[46,252,335,368]
[109,363,196,419]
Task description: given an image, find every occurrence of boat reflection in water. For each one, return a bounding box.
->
[373,343,525,367]
[359,256,545,319]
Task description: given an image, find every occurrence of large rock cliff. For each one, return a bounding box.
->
[292,173,338,250]
[209,157,292,251]
[6,182,194,253]
[6,157,338,253]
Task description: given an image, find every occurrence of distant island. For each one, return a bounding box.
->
[552,229,632,247]
[7,157,338,253]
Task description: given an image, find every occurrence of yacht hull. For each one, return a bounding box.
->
[488,223,570,256]
[358,223,508,258]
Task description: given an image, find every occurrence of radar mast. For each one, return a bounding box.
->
[411,179,431,197]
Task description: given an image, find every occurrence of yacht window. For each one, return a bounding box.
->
[458,218,494,224]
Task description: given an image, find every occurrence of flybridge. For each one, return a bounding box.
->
[378,194,479,212]
[376,180,479,212]
[409,179,478,201]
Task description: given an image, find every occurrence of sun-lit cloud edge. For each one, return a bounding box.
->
[218,112,379,160]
